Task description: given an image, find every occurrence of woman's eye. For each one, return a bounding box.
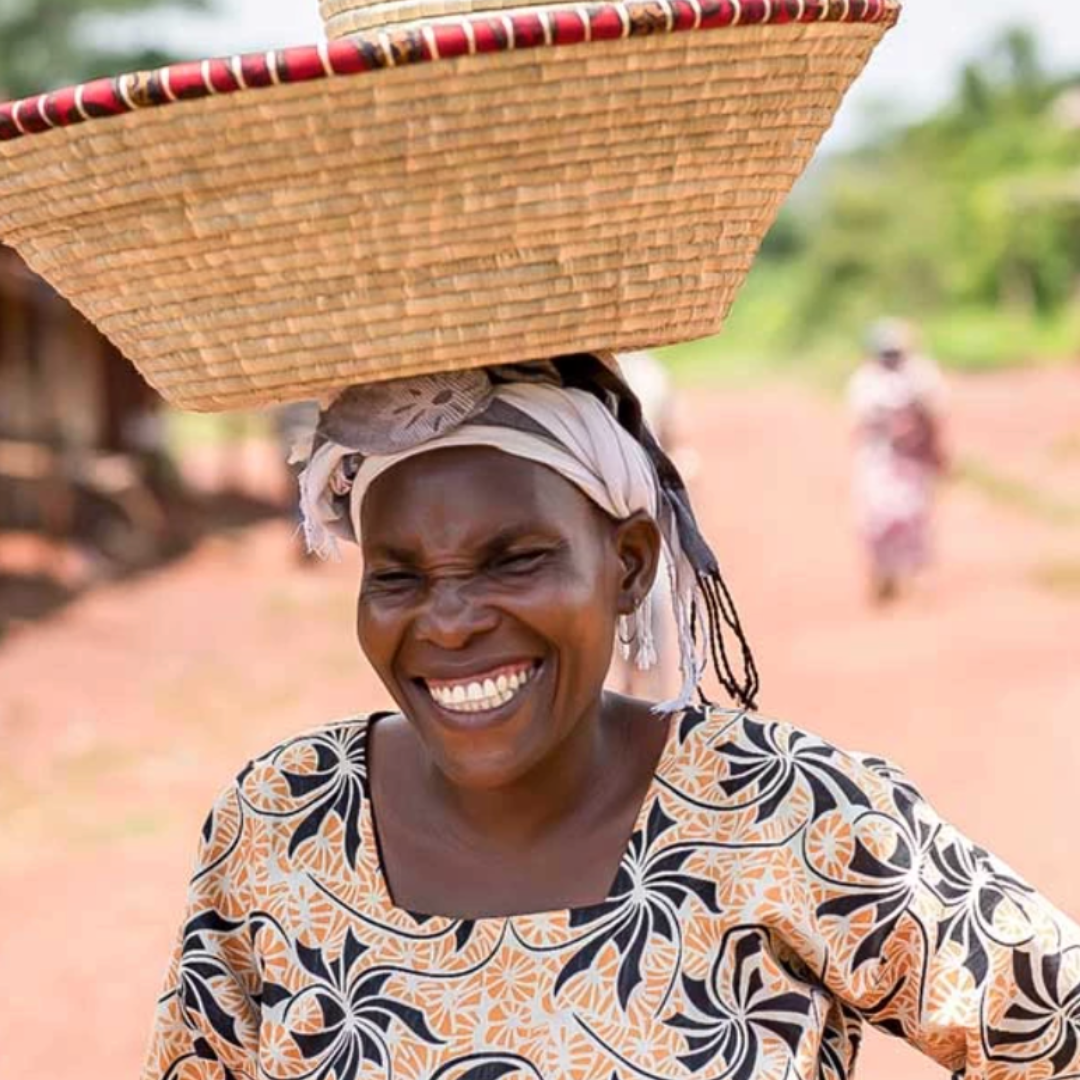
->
[367,570,420,590]
[494,550,549,574]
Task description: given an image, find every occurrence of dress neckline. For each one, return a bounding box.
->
[360,706,681,927]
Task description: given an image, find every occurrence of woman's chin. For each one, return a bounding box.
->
[401,662,559,788]
[436,754,536,792]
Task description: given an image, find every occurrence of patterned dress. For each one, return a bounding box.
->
[143,708,1080,1079]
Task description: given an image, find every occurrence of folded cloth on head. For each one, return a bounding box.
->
[297,360,758,712]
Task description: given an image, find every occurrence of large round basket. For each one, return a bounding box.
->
[0,0,899,411]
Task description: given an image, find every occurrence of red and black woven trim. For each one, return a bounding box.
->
[0,0,898,142]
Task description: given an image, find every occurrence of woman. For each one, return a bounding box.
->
[847,320,949,603]
[144,356,1078,1080]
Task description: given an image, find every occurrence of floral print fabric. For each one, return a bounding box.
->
[143,708,1080,1079]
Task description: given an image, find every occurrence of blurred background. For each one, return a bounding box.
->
[0,2,1077,1078]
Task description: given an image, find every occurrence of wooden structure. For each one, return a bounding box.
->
[0,245,173,557]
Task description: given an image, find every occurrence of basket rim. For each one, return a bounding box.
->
[0,0,899,145]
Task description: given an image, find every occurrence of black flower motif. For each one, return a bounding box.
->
[930,836,1035,986]
[678,704,733,743]
[985,945,1080,1074]
[265,929,443,1080]
[176,910,251,1050]
[667,927,813,1079]
[715,720,872,823]
[811,784,938,973]
[816,1006,861,1080]
[856,756,924,805]
[265,725,369,867]
[555,800,718,1011]
[769,936,860,1080]
[429,1053,543,1079]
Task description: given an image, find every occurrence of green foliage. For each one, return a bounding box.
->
[672,25,1080,381]
[957,457,1080,526]
[0,0,209,99]
[922,306,1080,372]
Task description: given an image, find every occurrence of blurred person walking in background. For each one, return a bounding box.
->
[847,319,949,603]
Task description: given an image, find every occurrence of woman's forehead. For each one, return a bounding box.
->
[360,446,600,548]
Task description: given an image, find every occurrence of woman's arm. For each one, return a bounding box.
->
[805,755,1080,1077]
[141,780,261,1080]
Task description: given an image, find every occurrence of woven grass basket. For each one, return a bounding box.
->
[0,0,899,412]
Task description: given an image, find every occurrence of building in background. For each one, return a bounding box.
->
[0,245,177,566]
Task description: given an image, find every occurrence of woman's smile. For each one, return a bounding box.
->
[355,445,640,786]
[418,659,542,716]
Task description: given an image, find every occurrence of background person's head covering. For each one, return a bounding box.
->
[296,355,759,714]
[867,317,914,359]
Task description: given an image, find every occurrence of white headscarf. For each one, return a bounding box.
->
[299,381,703,712]
[296,364,758,713]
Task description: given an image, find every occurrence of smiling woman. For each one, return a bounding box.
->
[140,356,1080,1080]
[358,444,669,914]
[4,0,1074,1070]
[358,448,649,781]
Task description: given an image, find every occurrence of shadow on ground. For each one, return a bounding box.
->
[0,489,284,641]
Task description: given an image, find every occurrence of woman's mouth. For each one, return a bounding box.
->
[422,661,540,715]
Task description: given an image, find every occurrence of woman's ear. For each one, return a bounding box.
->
[612,510,662,616]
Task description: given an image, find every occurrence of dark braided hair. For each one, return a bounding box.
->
[555,353,760,712]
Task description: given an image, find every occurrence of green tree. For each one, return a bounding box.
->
[727,24,1080,363]
[0,0,210,100]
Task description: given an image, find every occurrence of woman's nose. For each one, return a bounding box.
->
[414,579,498,649]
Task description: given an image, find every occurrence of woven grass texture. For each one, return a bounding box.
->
[0,22,888,410]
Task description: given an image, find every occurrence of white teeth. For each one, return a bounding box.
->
[426,665,536,714]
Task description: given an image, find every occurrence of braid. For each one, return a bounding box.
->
[559,350,762,712]
[694,570,759,711]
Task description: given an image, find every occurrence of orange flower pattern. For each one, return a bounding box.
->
[143,709,1080,1079]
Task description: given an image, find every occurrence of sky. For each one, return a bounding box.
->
[138,0,1080,147]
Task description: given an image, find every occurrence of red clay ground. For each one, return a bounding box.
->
[0,367,1077,1080]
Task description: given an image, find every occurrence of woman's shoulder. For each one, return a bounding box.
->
[661,705,923,824]
[188,713,390,886]
[247,711,375,763]
[193,712,382,834]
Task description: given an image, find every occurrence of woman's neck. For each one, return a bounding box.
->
[425,693,636,849]
[369,693,673,918]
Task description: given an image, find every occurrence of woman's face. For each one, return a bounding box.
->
[357,446,659,790]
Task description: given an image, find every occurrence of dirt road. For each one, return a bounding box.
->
[1,368,1076,1079]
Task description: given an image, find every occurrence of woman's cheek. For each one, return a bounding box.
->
[506,580,597,637]
[356,600,404,670]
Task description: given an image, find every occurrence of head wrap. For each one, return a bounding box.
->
[866,317,913,358]
[295,356,758,713]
